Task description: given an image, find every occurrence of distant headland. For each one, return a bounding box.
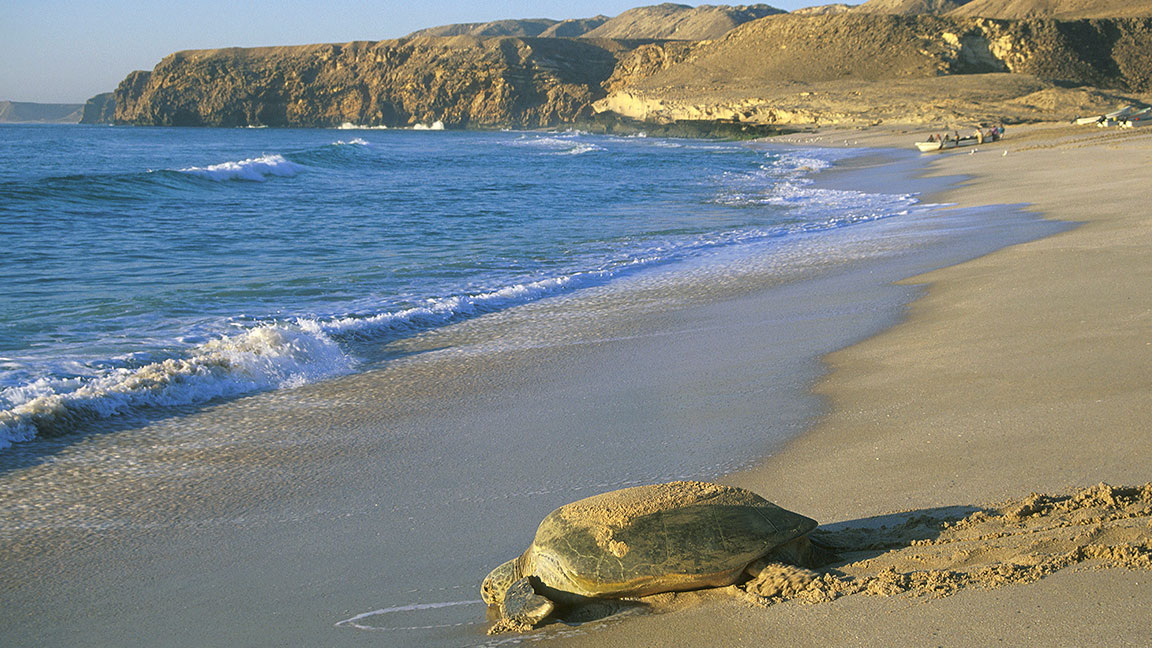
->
[0,101,84,124]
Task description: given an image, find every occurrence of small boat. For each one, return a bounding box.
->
[1084,105,1142,128]
[914,136,979,152]
[1121,108,1152,127]
[1106,105,1138,119]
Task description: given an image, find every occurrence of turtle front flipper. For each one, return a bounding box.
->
[488,577,555,635]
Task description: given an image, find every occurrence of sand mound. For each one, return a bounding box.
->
[741,483,1152,607]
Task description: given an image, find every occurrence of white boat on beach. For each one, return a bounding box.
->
[1121,107,1152,128]
[915,136,979,152]
[1078,105,1144,127]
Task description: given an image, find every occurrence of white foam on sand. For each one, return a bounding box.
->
[335,599,486,632]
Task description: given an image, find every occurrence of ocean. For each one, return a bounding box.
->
[0,124,1064,647]
[1,125,913,449]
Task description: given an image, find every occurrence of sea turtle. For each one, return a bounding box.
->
[481,480,822,633]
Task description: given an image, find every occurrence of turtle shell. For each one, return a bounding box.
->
[526,481,817,598]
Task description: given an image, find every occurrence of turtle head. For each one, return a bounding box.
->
[481,554,525,606]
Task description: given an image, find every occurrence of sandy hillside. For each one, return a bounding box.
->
[581,3,785,39]
[852,0,973,14]
[949,0,1152,17]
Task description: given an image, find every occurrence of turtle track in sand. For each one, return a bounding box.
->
[737,482,1152,606]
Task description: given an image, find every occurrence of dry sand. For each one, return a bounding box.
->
[546,123,1152,646]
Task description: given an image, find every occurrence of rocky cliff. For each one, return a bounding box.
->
[598,14,1152,126]
[80,93,115,124]
[112,37,632,128]
[605,15,1152,90]
[105,12,1152,129]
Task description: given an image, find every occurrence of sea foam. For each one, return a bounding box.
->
[180,154,306,182]
[511,133,603,155]
[0,324,352,448]
[336,122,388,130]
[0,270,645,447]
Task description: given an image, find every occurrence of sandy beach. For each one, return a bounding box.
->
[549,123,1152,646]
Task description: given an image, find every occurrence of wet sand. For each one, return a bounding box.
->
[551,124,1152,646]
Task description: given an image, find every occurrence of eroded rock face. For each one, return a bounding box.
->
[605,14,1152,89]
[108,15,1152,129]
[112,37,630,128]
[80,93,115,124]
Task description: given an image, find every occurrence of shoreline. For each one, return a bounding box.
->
[737,121,1152,509]
[3,125,1147,646]
[553,123,1152,645]
[0,134,1065,647]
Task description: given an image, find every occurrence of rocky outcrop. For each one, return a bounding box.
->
[949,0,1152,18]
[597,14,1152,126]
[792,4,858,14]
[80,92,116,124]
[112,37,632,128]
[852,0,974,14]
[604,15,1152,90]
[0,101,83,123]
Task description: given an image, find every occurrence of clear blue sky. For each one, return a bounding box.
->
[1,0,815,104]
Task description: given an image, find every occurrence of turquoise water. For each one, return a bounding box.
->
[0,125,916,447]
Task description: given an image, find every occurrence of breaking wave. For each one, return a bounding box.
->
[0,268,643,447]
[510,133,605,156]
[711,148,916,224]
[0,142,380,205]
[0,325,352,448]
[336,122,388,130]
[179,154,306,182]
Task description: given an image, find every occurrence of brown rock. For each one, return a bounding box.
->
[112,37,632,128]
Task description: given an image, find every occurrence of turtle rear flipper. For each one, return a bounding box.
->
[488,577,555,635]
[762,535,839,569]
